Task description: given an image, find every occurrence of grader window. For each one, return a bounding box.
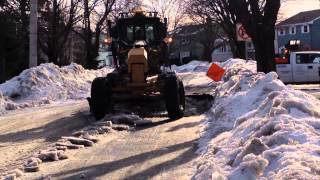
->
[127,25,134,42]
[145,24,154,43]
[135,26,145,40]
[125,24,155,44]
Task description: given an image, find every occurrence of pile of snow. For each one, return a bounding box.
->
[171,60,210,73]
[195,59,320,179]
[172,60,217,90]
[179,72,214,89]
[0,63,112,113]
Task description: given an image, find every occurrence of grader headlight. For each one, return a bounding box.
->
[164,37,173,44]
[104,37,113,45]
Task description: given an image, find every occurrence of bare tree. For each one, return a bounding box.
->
[76,0,116,69]
[2,0,30,65]
[38,0,79,65]
[200,21,226,61]
[187,0,282,72]
[186,0,246,59]
[109,0,140,20]
[228,0,281,73]
[144,0,187,31]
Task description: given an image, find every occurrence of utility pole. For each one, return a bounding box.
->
[29,0,38,68]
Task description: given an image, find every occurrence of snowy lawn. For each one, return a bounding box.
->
[172,60,217,91]
[194,59,320,179]
[0,63,112,114]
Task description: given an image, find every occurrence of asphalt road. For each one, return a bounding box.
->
[23,114,203,180]
[0,100,205,179]
[0,101,92,174]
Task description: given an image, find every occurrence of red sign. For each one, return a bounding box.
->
[207,63,225,82]
[237,23,251,41]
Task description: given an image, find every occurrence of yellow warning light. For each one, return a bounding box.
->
[132,7,145,15]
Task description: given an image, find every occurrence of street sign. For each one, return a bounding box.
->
[237,23,251,41]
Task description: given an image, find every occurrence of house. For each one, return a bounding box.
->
[211,39,255,62]
[169,24,207,64]
[62,29,87,65]
[96,33,114,67]
[211,38,233,62]
[276,9,320,53]
[170,23,256,64]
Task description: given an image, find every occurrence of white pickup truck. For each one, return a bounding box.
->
[276,51,320,83]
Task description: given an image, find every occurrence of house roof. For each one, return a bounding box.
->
[170,24,205,36]
[277,9,320,26]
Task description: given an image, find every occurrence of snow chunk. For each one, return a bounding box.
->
[229,154,268,180]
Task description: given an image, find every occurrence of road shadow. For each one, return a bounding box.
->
[134,118,173,131]
[113,96,213,122]
[49,139,198,179]
[166,121,202,132]
[0,110,92,144]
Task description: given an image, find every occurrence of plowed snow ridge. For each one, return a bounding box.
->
[195,59,320,180]
[0,63,112,113]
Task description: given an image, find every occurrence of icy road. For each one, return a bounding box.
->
[0,100,206,179]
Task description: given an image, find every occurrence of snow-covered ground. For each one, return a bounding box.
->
[194,59,320,179]
[0,63,112,114]
[172,60,216,92]
[290,84,320,100]
[171,61,210,73]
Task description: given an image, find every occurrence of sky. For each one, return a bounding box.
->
[281,0,320,19]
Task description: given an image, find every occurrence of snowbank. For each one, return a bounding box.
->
[171,60,210,73]
[0,63,112,113]
[195,59,320,179]
[172,60,219,90]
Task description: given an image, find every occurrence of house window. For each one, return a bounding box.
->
[278,28,286,36]
[289,26,296,35]
[301,25,310,33]
[219,44,227,53]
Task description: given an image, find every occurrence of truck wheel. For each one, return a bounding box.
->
[164,76,185,120]
[88,77,113,120]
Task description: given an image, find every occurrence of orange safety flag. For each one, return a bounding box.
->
[207,63,225,82]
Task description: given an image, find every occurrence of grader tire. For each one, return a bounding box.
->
[88,77,112,120]
[164,76,185,120]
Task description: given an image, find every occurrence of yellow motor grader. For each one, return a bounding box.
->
[87,10,185,120]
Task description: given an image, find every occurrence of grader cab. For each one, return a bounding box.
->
[87,10,185,120]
